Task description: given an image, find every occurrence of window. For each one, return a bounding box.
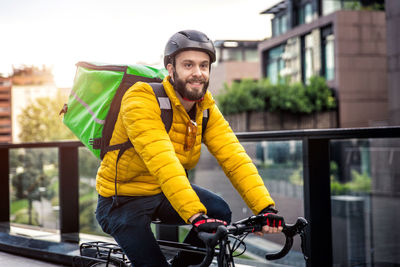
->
[322,0,342,15]
[266,45,285,84]
[280,14,288,34]
[272,13,288,37]
[298,2,313,25]
[301,33,314,84]
[221,47,242,62]
[321,26,335,81]
[244,49,259,62]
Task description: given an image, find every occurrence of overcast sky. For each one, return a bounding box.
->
[0,0,280,86]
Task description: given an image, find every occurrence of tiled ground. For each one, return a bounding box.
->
[0,251,65,267]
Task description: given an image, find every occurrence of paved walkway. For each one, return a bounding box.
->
[0,251,65,266]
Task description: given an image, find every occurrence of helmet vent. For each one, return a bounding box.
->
[179,31,191,39]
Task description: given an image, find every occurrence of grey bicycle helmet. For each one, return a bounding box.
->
[164,30,216,68]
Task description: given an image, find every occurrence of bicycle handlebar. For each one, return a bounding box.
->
[189,215,308,267]
[189,226,228,267]
[265,217,308,260]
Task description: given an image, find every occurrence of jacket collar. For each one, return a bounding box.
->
[162,76,215,111]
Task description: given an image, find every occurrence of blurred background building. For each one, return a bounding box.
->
[259,0,387,128]
[209,40,261,95]
[0,76,12,143]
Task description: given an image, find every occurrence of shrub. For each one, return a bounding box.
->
[216,76,336,115]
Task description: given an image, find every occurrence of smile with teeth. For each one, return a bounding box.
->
[188,80,204,88]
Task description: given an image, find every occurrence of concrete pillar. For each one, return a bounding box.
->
[386,0,400,125]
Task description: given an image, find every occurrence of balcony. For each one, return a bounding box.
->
[0,126,399,266]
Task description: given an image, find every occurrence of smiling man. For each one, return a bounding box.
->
[95,30,283,267]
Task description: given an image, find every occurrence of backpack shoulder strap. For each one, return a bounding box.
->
[149,82,209,139]
[202,109,209,139]
[149,83,173,133]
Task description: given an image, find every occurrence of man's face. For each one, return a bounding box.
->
[167,50,210,101]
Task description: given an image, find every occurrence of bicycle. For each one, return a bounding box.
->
[73,214,308,267]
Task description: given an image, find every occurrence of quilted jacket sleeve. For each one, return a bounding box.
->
[203,105,275,214]
[120,82,206,222]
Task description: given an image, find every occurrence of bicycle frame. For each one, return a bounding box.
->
[75,215,308,267]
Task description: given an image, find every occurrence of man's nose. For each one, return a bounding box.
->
[192,65,202,76]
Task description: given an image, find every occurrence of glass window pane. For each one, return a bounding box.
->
[299,6,305,25]
[78,147,102,235]
[330,138,400,266]
[323,0,342,15]
[10,148,59,230]
[273,17,280,36]
[244,49,259,62]
[222,48,242,61]
[268,60,279,84]
[281,14,288,34]
[267,45,285,84]
[325,35,335,80]
[304,34,314,84]
[305,3,313,23]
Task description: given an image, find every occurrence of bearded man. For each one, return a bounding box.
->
[95,30,282,267]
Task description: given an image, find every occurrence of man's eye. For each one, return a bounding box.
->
[185,63,192,68]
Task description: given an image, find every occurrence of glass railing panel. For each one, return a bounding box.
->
[78,147,103,235]
[194,140,305,266]
[9,148,60,230]
[330,138,400,267]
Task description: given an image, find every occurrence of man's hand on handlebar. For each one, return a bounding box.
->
[190,214,227,233]
[255,206,284,236]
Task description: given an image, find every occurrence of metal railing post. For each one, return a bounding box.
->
[59,146,79,242]
[303,137,333,266]
[0,147,10,228]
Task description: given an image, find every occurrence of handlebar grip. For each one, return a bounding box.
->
[265,236,294,260]
[189,226,228,267]
[265,217,308,261]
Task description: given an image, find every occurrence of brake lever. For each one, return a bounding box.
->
[265,217,308,261]
[300,227,309,261]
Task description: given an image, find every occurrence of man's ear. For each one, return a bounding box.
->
[166,63,174,77]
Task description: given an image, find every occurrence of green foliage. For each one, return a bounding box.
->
[289,166,303,186]
[13,208,39,225]
[217,79,266,115]
[330,170,372,195]
[217,76,336,115]
[10,199,28,214]
[362,3,384,11]
[18,91,76,142]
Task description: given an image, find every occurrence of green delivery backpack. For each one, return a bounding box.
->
[61,61,209,160]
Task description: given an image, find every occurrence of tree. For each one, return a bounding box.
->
[17,91,76,142]
[14,91,101,233]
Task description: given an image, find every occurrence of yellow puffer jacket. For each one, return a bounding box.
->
[96,76,275,222]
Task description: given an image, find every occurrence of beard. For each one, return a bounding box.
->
[172,68,209,101]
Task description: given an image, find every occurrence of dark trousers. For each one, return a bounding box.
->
[95,184,232,267]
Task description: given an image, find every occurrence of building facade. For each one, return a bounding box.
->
[209,40,261,96]
[0,77,12,143]
[259,0,387,128]
[386,0,400,125]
